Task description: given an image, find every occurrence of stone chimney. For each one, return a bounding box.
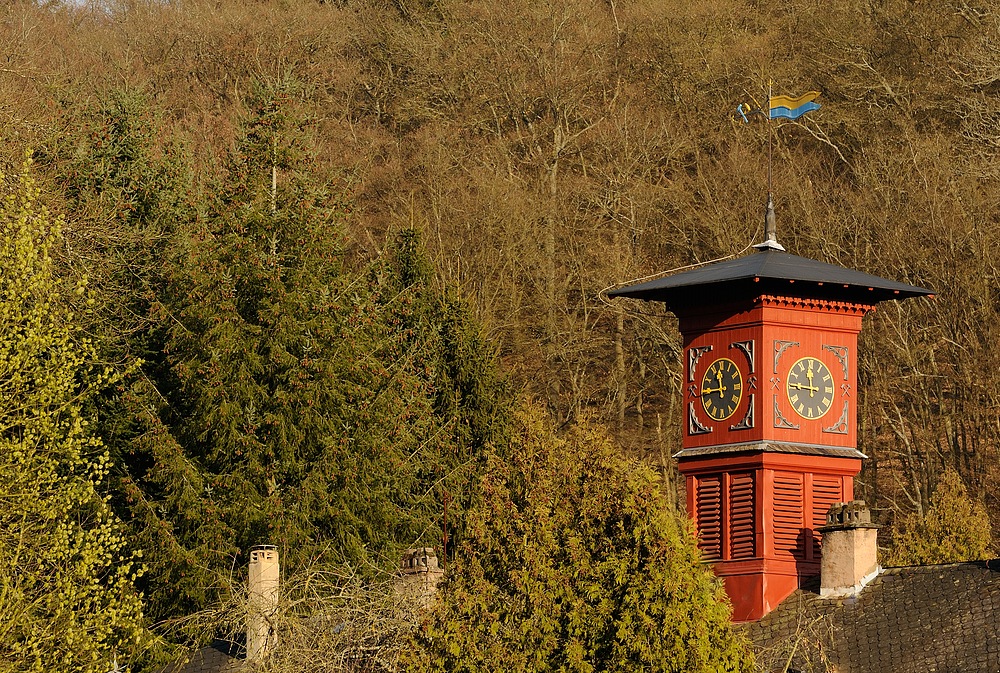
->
[397,547,444,605]
[818,500,880,598]
[247,545,280,662]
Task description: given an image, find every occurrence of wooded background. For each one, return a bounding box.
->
[0,0,997,665]
[8,0,998,520]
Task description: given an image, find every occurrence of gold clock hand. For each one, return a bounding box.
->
[702,369,728,396]
[806,365,815,397]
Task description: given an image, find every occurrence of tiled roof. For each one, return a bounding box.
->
[157,640,242,673]
[747,560,1000,673]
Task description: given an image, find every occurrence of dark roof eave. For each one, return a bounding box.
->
[610,277,932,309]
[608,250,934,308]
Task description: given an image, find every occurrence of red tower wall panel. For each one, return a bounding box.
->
[679,436,861,622]
[680,296,871,451]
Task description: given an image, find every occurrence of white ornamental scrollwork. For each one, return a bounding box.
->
[688,345,713,382]
[773,340,799,373]
[688,402,712,435]
[823,401,850,435]
[773,395,799,430]
[822,344,850,381]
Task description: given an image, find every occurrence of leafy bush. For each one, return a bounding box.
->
[0,156,148,672]
[408,406,753,673]
[885,469,994,566]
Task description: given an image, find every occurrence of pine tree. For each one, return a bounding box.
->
[370,228,513,554]
[124,79,387,621]
[409,406,753,673]
[0,155,148,672]
[37,89,206,625]
[42,87,191,362]
[114,80,513,626]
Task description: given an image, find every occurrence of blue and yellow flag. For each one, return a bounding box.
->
[769,91,821,120]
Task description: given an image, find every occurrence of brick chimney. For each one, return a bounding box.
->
[818,500,880,598]
[247,545,280,662]
[397,547,444,605]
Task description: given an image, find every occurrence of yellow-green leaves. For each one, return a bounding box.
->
[408,406,753,673]
[0,157,148,672]
[885,469,994,566]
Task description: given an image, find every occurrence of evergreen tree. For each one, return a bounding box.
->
[409,406,753,673]
[111,80,512,626]
[0,156,148,672]
[41,87,191,361]
[885,469,994,566]
[370,228,513,552]
[35,89,205,625]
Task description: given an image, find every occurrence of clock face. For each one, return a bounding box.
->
[786,356,835,419]
[701,357,743,422]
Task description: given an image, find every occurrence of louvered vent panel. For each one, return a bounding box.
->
[729,472,756,559]
[773,472,805,559]
[811,476,843,557]
[696,476,723,560]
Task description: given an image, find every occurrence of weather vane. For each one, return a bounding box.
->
[737,83,822,251]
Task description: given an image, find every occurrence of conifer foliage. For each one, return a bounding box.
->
[885,469,994,566]
[0,157,147,672]
[48,88,191,362]
[107,81,512,625]
[409,407,753,673]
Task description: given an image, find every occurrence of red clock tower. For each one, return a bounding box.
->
[609,238,931,621]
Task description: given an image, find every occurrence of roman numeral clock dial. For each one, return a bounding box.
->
[786,356,835,419]
[701,358,743,422]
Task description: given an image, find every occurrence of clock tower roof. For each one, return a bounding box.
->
[608,248,932,310]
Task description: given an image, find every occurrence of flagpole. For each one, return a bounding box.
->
[745,83,819,252]
[767,79,773,200]
[765,80,778,248]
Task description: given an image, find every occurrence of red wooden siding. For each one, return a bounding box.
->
[696,475,723,560]
[811,475,843,557]
[729,472,756,559]
[773,472,805,560]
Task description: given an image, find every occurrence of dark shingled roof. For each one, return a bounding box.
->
[157,640,242,673]
[608,249,933,310]
[747,560,1000,673]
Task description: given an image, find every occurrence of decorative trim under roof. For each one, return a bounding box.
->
[673,442,868,460]
[756,294,873,315]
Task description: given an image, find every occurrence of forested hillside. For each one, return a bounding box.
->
[0,0,997,668]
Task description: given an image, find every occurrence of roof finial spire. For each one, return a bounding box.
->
[754,193,785,252]
[755,79,783,252]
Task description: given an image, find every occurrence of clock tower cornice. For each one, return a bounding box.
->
[677,294,875,335]
[755,294,874,315]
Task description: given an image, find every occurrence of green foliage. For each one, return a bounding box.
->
[6,0,1000,549]
[18,3,1000,656]
[408,406,753,673]
[884,469,994,566]
[0,156,148,672]
[41,87,193,362]
[54,88,186,227]
[105,80,513,627]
